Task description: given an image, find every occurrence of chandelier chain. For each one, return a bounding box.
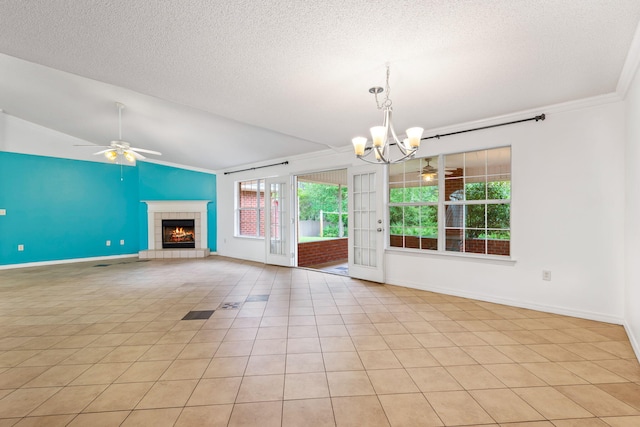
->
[374,65,393,110]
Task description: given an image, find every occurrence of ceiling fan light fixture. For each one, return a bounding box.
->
[123,151,136,163]
[104,150,118,161]
[422,172,435,182]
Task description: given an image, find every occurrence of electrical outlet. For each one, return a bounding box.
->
[17,244,24,251]
[0,209,6,216]
[120,240,125,245]
[106,240,111,247]
[542,270,551,281]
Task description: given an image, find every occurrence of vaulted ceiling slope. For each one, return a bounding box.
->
[1,1,640,172]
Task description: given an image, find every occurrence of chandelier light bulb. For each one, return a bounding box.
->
[352,137,367,156]
[370,126,386,148]
[374,146,383,161]
[406,127,424,149]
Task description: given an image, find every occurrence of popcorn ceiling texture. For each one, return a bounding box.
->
[0,1,639,170]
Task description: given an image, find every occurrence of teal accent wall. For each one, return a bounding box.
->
[0,152,139,265]
[137,162,217,251]
[0,152,217,266]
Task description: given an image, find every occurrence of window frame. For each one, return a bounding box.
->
[236,178,266,238]
[388,146,512,258]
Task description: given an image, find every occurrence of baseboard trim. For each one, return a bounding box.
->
[623,321,640,364]
[385,278,624,325]
[0,254,139,270]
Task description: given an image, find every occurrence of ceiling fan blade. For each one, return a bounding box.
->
[74,144,109,147]
[129,147,162,155]
[93,149,112,155]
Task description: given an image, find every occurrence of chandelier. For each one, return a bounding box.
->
[352,65,424,164]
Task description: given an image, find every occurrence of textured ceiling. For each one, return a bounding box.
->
[1,1,639,171]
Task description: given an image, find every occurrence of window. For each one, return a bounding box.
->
[389,158,439,250]
[237,179,266,237]
[389,147,511,256]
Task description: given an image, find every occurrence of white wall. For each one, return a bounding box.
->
[217,100,627,324]
[0,112,111,163]
[387,102,626,323]
[217,148,358,263]
[624,64,640,358]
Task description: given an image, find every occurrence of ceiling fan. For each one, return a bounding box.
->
[421,158,456,182]
[77,102,161,163]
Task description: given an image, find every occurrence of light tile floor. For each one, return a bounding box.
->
[0,256,638,426]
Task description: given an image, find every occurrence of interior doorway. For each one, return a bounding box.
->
[296,169,348,275]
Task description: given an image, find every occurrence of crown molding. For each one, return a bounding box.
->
[142,158,217,175]
[617,20,640,98]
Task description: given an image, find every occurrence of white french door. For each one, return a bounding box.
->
[265,176,293,266]
[347,165,385,283]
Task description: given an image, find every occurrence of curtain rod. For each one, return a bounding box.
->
[224,161,289,175]
[421,113,546,141]
[225,114,545,174]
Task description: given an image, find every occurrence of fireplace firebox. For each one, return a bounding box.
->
[162,219,196,249]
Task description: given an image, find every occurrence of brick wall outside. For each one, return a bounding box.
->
[389,235,437,250]
[390,234,509,256]
[239,189,274,237]
[298,238,348,267]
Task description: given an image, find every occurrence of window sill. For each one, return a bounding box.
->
[234,235,265,240]
[385,247,517,265]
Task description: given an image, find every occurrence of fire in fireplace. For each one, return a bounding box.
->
[162,219,196,249]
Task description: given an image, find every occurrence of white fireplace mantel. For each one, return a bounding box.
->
[142,200,210,251]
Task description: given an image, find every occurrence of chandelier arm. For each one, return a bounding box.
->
[387,150,417,164]
[375,145,389,163]
[356,155,388,165]
[388,120,408,155]
[358,146,389,163]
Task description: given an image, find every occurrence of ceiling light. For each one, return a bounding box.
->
[104,150,118,161]
[123,151,136,163]
[352,65,424,164]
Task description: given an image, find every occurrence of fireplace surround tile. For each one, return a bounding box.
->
[140,201,210,259]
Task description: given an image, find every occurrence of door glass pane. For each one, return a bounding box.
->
[352,171,377,268]
[269,183,284,255]
[354,175,362,192]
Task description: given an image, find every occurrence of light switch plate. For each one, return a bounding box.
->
[0,209,6,216]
